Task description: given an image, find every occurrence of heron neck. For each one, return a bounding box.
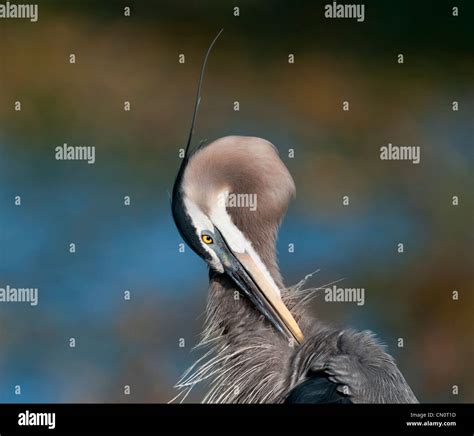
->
[204,222,287,337]
[205,269,288,346]
[189,273,295,403]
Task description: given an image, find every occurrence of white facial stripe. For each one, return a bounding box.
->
[209,191,249,253]
[209,192,282,298]
[183,196,223,273]
[183,196,214,233]
[184,193,283,299]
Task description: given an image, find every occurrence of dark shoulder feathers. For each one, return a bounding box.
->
[285,371,352,404]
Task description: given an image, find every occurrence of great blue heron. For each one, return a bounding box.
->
[170,30,418,404]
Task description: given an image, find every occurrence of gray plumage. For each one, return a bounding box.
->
[171,136,418,404]
[171,30,417,404]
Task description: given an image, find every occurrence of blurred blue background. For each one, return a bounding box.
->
[0,0,472,402]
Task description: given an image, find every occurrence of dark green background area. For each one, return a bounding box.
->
[28,0,474,52]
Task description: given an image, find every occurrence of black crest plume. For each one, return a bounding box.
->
[171,29,224,256]
[184,28,224,161]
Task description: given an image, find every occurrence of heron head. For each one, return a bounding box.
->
[172,136,304,344]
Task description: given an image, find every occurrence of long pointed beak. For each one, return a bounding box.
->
[234,252,304,344]
[219,240,304,344]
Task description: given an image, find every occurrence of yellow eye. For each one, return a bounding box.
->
[201,234,214,245]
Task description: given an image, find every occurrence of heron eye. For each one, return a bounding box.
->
[201,234,214,245]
